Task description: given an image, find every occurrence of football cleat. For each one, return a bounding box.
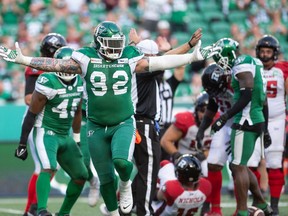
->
[38,209,52,216]
[119,180,133,214]
[99,203,110,216]
[88,176,100,207]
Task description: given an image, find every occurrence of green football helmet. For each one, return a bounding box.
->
[93,21,125,60]
[212,38,239,71]
[53,46,77,82]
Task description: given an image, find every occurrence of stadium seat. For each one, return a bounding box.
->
[172,32,191,45]
[186,11,204,23]
[201,34,217,46]
[203,11,225,22]
[187,21,210,34]
[210,21,231,39]
[227,10,247,24]
[198,1,221,12]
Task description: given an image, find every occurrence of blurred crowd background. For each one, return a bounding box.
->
[0,0,288,105]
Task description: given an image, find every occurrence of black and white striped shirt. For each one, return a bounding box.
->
[158,75,181,126]
[132,71,162,121]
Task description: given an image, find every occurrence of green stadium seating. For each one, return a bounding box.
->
[186,11,204,23]
[172,32,190,45]
[187,21,210,34]
[211,21,231,39]
[228,10,247,24]
[198,1,221,12]
[203,11,225,22]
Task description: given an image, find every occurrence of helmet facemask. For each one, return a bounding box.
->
[97,35,125,60]
[55,72,77,82]
[94,21,125,60]
[213,38,239,72]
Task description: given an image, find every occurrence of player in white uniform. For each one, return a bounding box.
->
[160,92,215,178]
[196,63,234,216]
[155,154,211,216]
[248,35,287,216]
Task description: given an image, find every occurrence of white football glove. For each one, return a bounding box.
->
[0,42,32,65]
[190,40,221,62]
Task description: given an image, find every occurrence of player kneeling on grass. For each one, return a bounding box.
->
[15,47,89,216]
[154,154,211,216]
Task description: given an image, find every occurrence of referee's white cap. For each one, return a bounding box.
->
[136,39,159,55]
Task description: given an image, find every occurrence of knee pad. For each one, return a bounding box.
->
[113,159,133,181]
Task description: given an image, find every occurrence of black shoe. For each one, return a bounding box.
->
[29,203,38,216]
[262,205,273,216]
[23,213,28,216]
[38,209,52,216]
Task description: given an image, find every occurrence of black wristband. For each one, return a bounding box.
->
[188,41,193,48]
[19,110,37,145]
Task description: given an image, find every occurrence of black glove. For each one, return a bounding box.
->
[263,130,272,149]
[196,129,204,151]
[15,144,28,160]
[172,152,182,164]
[212,114,228,133]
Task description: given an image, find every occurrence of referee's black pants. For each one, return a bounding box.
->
[132,117,161,216]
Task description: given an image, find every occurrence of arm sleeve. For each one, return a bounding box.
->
[25,76,38,96]
[263,98,269,131]
[149,54,194,72]
[19,110,36,145]
[226,88,252,119]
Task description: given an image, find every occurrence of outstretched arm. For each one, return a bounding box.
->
[135,40,220,73]
[0,42,82,74]
[29,58,81,74]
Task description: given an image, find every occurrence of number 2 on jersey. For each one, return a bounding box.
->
[90,70,128,96]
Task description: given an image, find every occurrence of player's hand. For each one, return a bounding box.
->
[15,144,28,161]
[212,114,228,133]
[0,45,17,62]
[172,152,182,164]
[0,42,31,65]
[263,130,272,149]
[200,43,222,59]
[191,40,221,62]
[188,28,202,48]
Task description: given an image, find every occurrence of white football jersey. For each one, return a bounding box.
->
[264,62,288,120]
[155,161,211,216]
[173,112,213,154]
[213,88,234,114]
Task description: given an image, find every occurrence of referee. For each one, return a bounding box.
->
[132,39,162,216]
[157,66,185,160]
[129,27,203,215]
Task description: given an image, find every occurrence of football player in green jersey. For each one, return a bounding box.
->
[0,21,218,216]
[211,38,273,216]
[15,47,88,216]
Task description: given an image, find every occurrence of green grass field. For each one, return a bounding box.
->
[0,194,288,216]
[1,144,288,215]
